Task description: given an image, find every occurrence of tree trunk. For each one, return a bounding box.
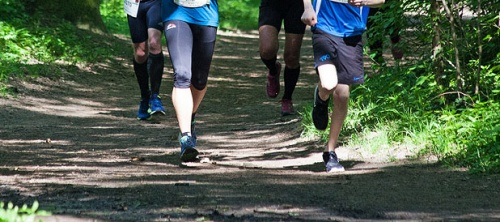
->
[431,0,444,87]
[22,0,106,33]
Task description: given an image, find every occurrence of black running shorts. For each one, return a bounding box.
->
[127,0,163,43]
[312,29,365,85]
[258,0,306,34]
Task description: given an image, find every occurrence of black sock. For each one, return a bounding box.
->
[191,113,196,123]
[261,57,278,76]
[283,66,300,100]
[148,53,164,96]
[133,59,150,100]
[181,132,192,137]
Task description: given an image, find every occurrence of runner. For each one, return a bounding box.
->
[126,0,166,120]
[301,0,385,172]
[259,0,306,116]
[161,0,218,162]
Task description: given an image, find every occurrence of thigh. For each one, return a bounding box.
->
[283,0,306,34]
[145,0,163,31]
[313,30,364,85]
[164,20,193,87]
[191,25,217,86]
[258,0,283,32]
[334,35,364,85]
[128,14,147,43]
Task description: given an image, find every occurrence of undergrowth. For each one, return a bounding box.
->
[0,201,50,222]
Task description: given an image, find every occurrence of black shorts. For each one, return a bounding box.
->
[127,0,163,43]
[312,29,365,85]
[258,0,306,34]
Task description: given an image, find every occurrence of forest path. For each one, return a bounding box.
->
[1,30,499,222]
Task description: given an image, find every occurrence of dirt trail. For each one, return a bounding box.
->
[1,31,499,222]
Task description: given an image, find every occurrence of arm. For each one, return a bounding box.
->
[301,0,317,27]
[348,0,385,8]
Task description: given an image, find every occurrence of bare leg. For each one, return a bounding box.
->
[191,85,207,115]
[172,87,193,134]
[259,25,279,60]
[326,84,350,152]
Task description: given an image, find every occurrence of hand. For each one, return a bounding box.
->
[301,8,317,27]
[348,0,365,7]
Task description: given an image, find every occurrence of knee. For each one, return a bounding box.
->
[148,38,162,54]
[333,92,349,103]
[320,81,338,92]
[260,49,276,60]
[191,78,207,90]
[173,69,191,89]
[333,87,350,104]
[191,70,208,90]
[284,53,300,68]
[134,50,148,63]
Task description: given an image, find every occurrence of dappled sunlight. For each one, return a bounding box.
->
[0,139,72,145]
[1,22,499,222]
[7,96,110,118]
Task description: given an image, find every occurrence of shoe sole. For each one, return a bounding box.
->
[326,167,345,173]
[137,116,152,121]
[180,147,199,162]
[150,110,166,116]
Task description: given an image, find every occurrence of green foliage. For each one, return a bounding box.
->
[430,102,500,174]
[0,201,51,222]
[0,3,130,94]
[100,0,130,35]
[218,0,260,30]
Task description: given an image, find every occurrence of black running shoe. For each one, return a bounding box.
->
[323,151,345,172]
[312,85,329,130]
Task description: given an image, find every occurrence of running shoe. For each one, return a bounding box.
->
[266,62,281,98]
[312,85,329,130]
[323,151,345,172]
[149,94,166,115]
[136,99,151,120]
[280,99,294,116]
[179,134,198,162]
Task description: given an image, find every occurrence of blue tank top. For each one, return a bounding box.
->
[161,0,219,27]
[312,0,370,37]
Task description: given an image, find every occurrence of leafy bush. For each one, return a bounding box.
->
[100,0,129,35]
[0,4,130,94]
[430,102,500,174]
[0,201,51,222]
[218,0,260,30]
